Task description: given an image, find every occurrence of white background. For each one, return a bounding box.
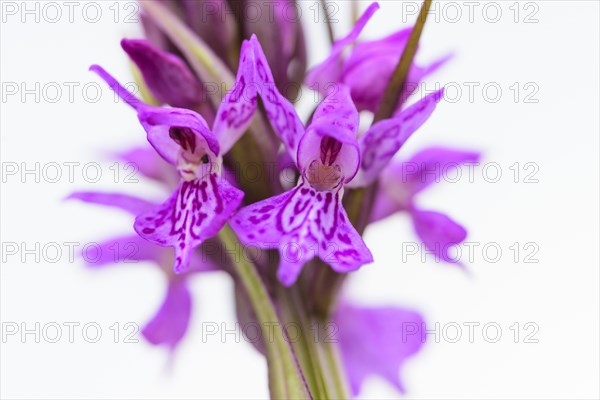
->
[1,0,599,399]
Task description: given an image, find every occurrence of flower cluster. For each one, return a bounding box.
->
[69,1,478,397]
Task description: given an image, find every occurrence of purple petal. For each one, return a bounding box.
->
[82,234,163,268]
[91,65,219,164]
[351,89,445,187]
[342,30,449,113]
[369,186,404,223]
[134,174,244,273]
[334,303,426,396]
[121,39,204,109]
[341,28,412,111]
[398,146,481,194]
[67,192,156,215]
[305,3,380,92]
[213,39,258,154]
[231,180,372,286]
[250,35,305,161]
[142,279,192,349]
[115,146,177,185]
[89,64,142,109]
[297,85,360,183]
[411,209,467,264]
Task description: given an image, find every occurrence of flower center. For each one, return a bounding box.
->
[170,126,214,181]
[306,137,344,191]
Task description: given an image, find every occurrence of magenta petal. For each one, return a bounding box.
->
[137,106,219,165]
[67,192,156,215]
[369,187,402,223]
[352,88,445,187]
[334,303,426,396]
[213,39,258,154]
[342,28,412,111]
[90,64,142,110]
[341,29,448,113]
[115,146,176,185]
[399,146,481,194]
[134,174,244,273]
[411,209,467,264]
[305,3,380,93]
[230,181,372,286]
[83,235,163,268]
[142,279,192,349]
[121,39,204,108]
[250,35,305,160]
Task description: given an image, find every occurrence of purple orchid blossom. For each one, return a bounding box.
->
[334,303,425,395]
[371,147,481,263]
[68,191,216,349]
[89,52,260,273]
[306,2,448,114]
[68,1,482,396]
[229,37,373,286]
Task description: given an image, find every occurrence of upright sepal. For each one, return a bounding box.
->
[350,88,445,187]
[213,39,258,154]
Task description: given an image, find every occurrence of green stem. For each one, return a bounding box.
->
[218,225,311,399]
[320,334,350,399]
[373,0,433,123]
[278,285,330,399]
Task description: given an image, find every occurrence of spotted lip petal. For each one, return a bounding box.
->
[349,88,445,188]
[90,65,219,165]
[135,174,243,273]
[121,38,205,109]
[334,303,426,396]
[231,179,372,286]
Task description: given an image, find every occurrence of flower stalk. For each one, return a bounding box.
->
[218,225,311,399]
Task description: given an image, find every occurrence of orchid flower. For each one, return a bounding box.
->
[68,191,216,349]
[306,2,448,114]
[89,46,261,272]
[371,147,481,263]
[68,0,482,396]
[229,37,373,286]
